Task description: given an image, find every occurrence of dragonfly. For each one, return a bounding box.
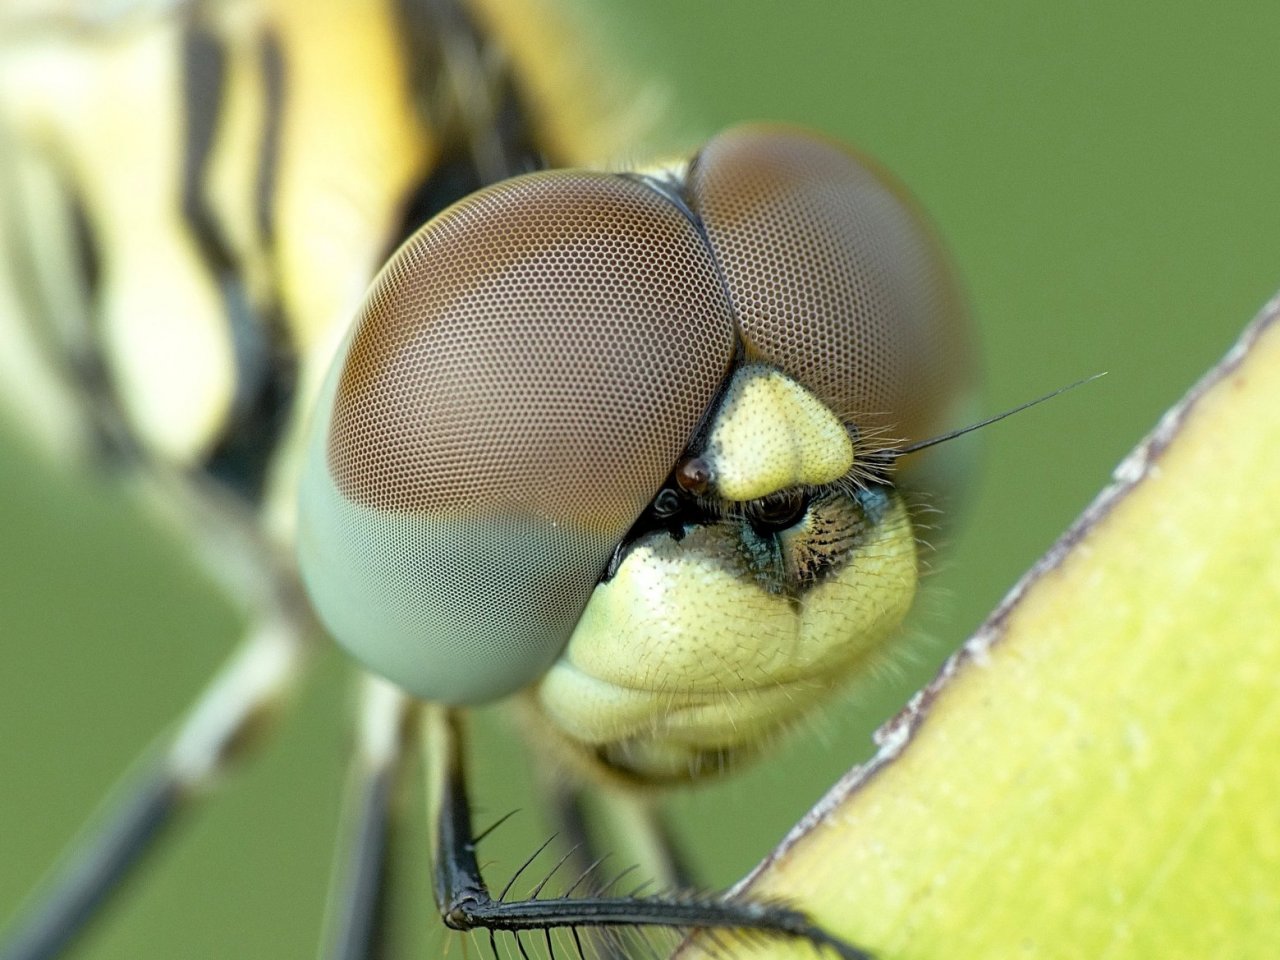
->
[0,1,975,958]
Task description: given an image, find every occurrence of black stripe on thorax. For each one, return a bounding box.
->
[254,29,284,247]
[181,24,297,502]
[386,0,549,257]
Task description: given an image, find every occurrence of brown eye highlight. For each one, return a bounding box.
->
[675,455,713,494]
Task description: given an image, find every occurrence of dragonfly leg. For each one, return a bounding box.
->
[541,774,700,911]
[0,610,309,960]
[319,674,415,960]
[422,706,872,960]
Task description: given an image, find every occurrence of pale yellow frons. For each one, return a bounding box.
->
[685,297,1280,959]
[704,366,855,502]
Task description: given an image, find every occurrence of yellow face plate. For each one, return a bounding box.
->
[536,366,916,782]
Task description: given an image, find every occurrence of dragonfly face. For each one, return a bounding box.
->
[299,124,973,783]
[0,3,975,956]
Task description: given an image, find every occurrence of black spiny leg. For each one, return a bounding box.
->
[0,616,306,960]
[321,676,414,960]
[421,706,872,960]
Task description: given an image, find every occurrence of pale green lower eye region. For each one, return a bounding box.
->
[536,493,917,780]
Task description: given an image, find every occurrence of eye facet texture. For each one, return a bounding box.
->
[298,126,973,706]
[301,172,735,703]
[689,125,973,451]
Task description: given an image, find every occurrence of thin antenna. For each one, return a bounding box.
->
[877,372,1106,462]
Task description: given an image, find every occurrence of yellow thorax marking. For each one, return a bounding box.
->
[704,365,853,501]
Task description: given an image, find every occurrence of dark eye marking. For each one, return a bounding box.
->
[743,490,809,533]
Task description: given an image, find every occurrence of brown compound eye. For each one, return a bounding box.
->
[296,125,976,711]
[298,171,735,705]
[685,124,976,471]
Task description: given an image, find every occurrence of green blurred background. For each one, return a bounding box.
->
[2,1,1277,958]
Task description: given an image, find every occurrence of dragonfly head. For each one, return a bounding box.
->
[297,124,976,781]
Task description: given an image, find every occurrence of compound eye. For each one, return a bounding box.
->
[686,125,977,473]
[299,171,735,705]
